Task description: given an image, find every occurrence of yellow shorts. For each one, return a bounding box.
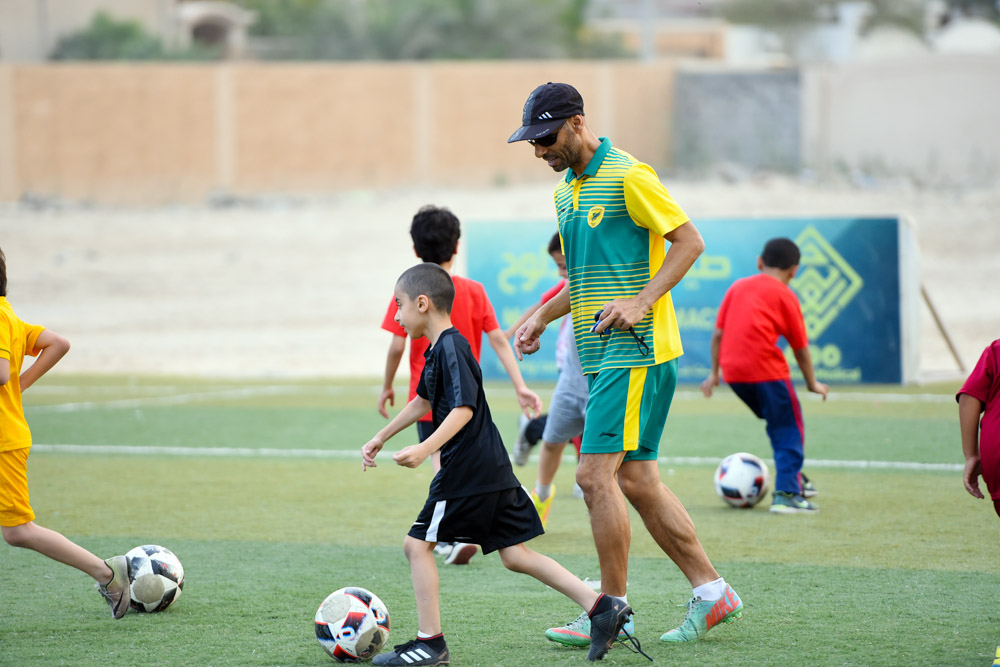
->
[0,447,35,527]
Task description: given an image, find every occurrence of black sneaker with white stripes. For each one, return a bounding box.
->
[372,638,450,666]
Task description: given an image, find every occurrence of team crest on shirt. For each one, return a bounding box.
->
[587,206,605,228]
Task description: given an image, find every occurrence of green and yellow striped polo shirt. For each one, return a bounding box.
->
[554,138,689,374]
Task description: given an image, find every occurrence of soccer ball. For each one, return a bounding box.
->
[714,452,770,508]
[315,587,391,662]
[125,544,185,613]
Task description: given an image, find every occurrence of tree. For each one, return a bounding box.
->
[235,0,630,60]
[50,11,221,61]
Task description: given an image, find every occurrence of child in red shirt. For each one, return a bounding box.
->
[957,338,1000,519]
[377,206,542,563]
[702,238,828,514]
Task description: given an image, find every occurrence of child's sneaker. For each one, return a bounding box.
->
[531,485,556,529]
[545,610,635,647]
[373,638,449,666]
[586,594,633,661]
[95,555,132,619]
[660,585,743,642]
[513,414,532,466]
[444,543,476,565]
[800,473,818,498]
[770,491,818,514]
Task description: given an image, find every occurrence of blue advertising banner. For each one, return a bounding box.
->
[467,217,912,384]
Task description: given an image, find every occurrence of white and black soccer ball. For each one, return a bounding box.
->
[714,452,770,508]
[126,544,185,613]
[315,587,391,663]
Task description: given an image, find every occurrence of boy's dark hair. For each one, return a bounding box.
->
[0,246,6,297]
[761,237,801,270]
[411,205,461,265]
[548,232,562,255]
[396,263,455,314]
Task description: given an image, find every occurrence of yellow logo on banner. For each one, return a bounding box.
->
[587,206,604,228]
[790,226,864,340]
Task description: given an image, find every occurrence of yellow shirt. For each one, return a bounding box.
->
[0,297,44,452]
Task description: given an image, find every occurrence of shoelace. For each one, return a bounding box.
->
[616,614,652,661]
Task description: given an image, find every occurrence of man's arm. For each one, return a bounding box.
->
[20,329,70,392]
[593,221,705,333]
[0,358,9,386]
[513,283,571,359]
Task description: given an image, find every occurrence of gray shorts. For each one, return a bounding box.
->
[541,374,588,444]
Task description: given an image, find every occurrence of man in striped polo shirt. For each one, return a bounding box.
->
[509,82,743,657]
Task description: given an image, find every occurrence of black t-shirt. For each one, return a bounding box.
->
[416,327,520,501]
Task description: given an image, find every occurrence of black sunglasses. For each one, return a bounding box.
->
[527,124,563,147]
[592,310,650,357]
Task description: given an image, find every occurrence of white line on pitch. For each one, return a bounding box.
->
[30,444,962,472]
[24,384,384,412]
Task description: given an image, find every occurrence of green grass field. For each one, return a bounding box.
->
[2,376,998,666]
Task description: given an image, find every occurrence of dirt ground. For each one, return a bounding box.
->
[1,177,996,383]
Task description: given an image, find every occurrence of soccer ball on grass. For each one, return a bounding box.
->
[126,544,185,613]
[714,452,770,508]
[315,587,391,662]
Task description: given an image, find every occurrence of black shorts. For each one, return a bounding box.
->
[407,486,544,555]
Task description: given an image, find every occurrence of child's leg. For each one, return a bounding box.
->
[403,535,441,635]
[536,441,567,490]
[761,381,805,494]
[2,521,112,582]
[498,542,599,611]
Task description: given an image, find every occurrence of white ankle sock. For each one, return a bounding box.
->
[692,577,726,601]
[535,483,552,500]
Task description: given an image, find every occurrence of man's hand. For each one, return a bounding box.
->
[592,297,650,334]
[377,388,395,419]
[393,444,430,469]
[361,437,384,471]
[701,371,719,398]
[514,315,546,360]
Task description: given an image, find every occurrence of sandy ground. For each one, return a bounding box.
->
[1,177,997,383]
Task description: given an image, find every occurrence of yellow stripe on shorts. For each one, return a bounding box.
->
[624,366,647,451]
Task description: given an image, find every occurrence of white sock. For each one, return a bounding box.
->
[417,631,436,640]
[692,577,726,601]
[535,483,552,501]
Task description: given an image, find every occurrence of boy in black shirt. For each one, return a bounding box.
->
[362,263,634,664]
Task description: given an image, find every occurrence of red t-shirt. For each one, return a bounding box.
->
[382,274,500,422]
[715,273,809,383]
[957,339,1000,471]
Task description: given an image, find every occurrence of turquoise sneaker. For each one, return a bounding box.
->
[660,585,743,642]
[770,491,818,514]
[545,610,635,648]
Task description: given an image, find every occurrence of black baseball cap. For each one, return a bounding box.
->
[507,82,584,143]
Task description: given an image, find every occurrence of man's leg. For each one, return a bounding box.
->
[617,460,718,586]
[575,450,628,597]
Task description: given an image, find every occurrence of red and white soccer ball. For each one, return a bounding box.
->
[714,452,770,508]
[315,587,391,662]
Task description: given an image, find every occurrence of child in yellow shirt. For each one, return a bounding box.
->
[0,246,132,618]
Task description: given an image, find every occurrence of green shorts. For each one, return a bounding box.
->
[582,359,678,462]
